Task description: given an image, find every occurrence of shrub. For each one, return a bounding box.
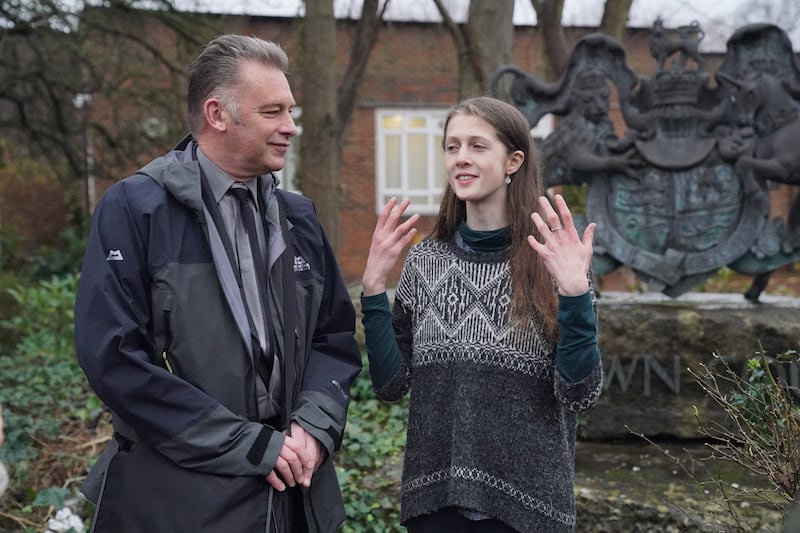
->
[695,348,800,502]
[0,273,99,532]
[336,353,408,532]
[636,345,800,531]
[28,226,87,282]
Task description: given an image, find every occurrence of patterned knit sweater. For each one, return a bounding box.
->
[377,239,603,532]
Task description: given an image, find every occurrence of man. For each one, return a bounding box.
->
[74,34,361,532]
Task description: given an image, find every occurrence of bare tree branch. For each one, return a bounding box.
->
[336,0,390,144]
[530,0,568,80]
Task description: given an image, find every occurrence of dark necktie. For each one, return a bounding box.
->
[229,185,274,378]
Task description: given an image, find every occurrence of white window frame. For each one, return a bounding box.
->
[375,107,448,215]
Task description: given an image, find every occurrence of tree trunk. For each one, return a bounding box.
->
[336,0,387,145]
[463,0,514,98]
[298,0,389,252]
[432,0,471,98]
[531,0,634,79]
[600,0,633,40]
[299,0,340,249]
[433,0,514,99]
[531,0,568,80]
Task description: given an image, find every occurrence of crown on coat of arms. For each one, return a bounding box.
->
[652,70,702,105]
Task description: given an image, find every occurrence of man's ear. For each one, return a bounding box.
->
[204,99,228,132]
[506,150,524,175]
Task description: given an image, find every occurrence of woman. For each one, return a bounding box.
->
[360,96,602,532]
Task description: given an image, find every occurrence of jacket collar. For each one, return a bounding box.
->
[137,134,204,214]
[138,134,280,218]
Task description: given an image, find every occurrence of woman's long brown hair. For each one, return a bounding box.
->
[430,96,558,339]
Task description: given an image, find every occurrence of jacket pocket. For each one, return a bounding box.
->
[90,441,268,533]
[304,456,346,533]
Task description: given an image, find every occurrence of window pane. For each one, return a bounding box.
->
[408,134,426,188]
[385,136,401,188]
[433,135,445,187]
[376,108,449,215]
[382,114,403,129]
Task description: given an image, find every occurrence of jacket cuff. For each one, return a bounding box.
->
[292,391,347,453]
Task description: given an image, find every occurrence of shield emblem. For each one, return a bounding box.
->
[587,161,768,294]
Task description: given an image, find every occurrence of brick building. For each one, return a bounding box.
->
[4,10,799,293]
[220,16,673,285]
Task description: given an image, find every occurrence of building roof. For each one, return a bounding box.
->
[171,0,799,52]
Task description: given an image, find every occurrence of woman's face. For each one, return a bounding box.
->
[443,112,522,221]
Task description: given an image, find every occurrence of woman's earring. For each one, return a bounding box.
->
[505,175,512,185]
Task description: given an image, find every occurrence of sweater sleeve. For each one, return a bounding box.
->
[360,292,403,390]
[555,291,600,383]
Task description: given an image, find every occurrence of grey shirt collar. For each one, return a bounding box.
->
[196,146,265,204]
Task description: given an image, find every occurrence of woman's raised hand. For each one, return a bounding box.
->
[362,198,420,296]
[527,194,596,296]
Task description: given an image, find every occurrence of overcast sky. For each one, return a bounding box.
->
[170,0,800,52]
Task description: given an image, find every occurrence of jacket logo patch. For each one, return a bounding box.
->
[293,255,311,272]
[106,249,124,261]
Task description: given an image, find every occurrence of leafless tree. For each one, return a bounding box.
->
[531,0,633,80]
[0,1,216,221]
[298,0,390,250]
[433,0,514,99]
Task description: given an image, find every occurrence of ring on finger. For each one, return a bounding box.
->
[551,226,563,232]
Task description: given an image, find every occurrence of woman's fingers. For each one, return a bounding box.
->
[552,194,575,233]
[530,211,550,240]
[363,198,419,295]
[372,198,419,247]
[582,222,597,253]
[538,195,562,231]
[528,195,595,295]
[374,197,398,232]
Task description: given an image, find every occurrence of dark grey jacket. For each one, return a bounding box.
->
[75,137,361,532]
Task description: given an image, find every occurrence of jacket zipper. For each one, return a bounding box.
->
[162,308,174,373]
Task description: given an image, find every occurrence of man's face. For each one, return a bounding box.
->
[222,61,298,179]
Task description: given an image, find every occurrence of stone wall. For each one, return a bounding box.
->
[585,291,800,439]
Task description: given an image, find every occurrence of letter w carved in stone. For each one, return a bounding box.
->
[605,355,639,392]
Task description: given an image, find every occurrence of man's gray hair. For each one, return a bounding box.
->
[187,34,289,134]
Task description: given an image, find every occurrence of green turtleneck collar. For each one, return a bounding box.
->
[458,220,511,253]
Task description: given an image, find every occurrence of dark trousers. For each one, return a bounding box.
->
[406,507,518,533]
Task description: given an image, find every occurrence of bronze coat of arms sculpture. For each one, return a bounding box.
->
[493,21,800,301]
